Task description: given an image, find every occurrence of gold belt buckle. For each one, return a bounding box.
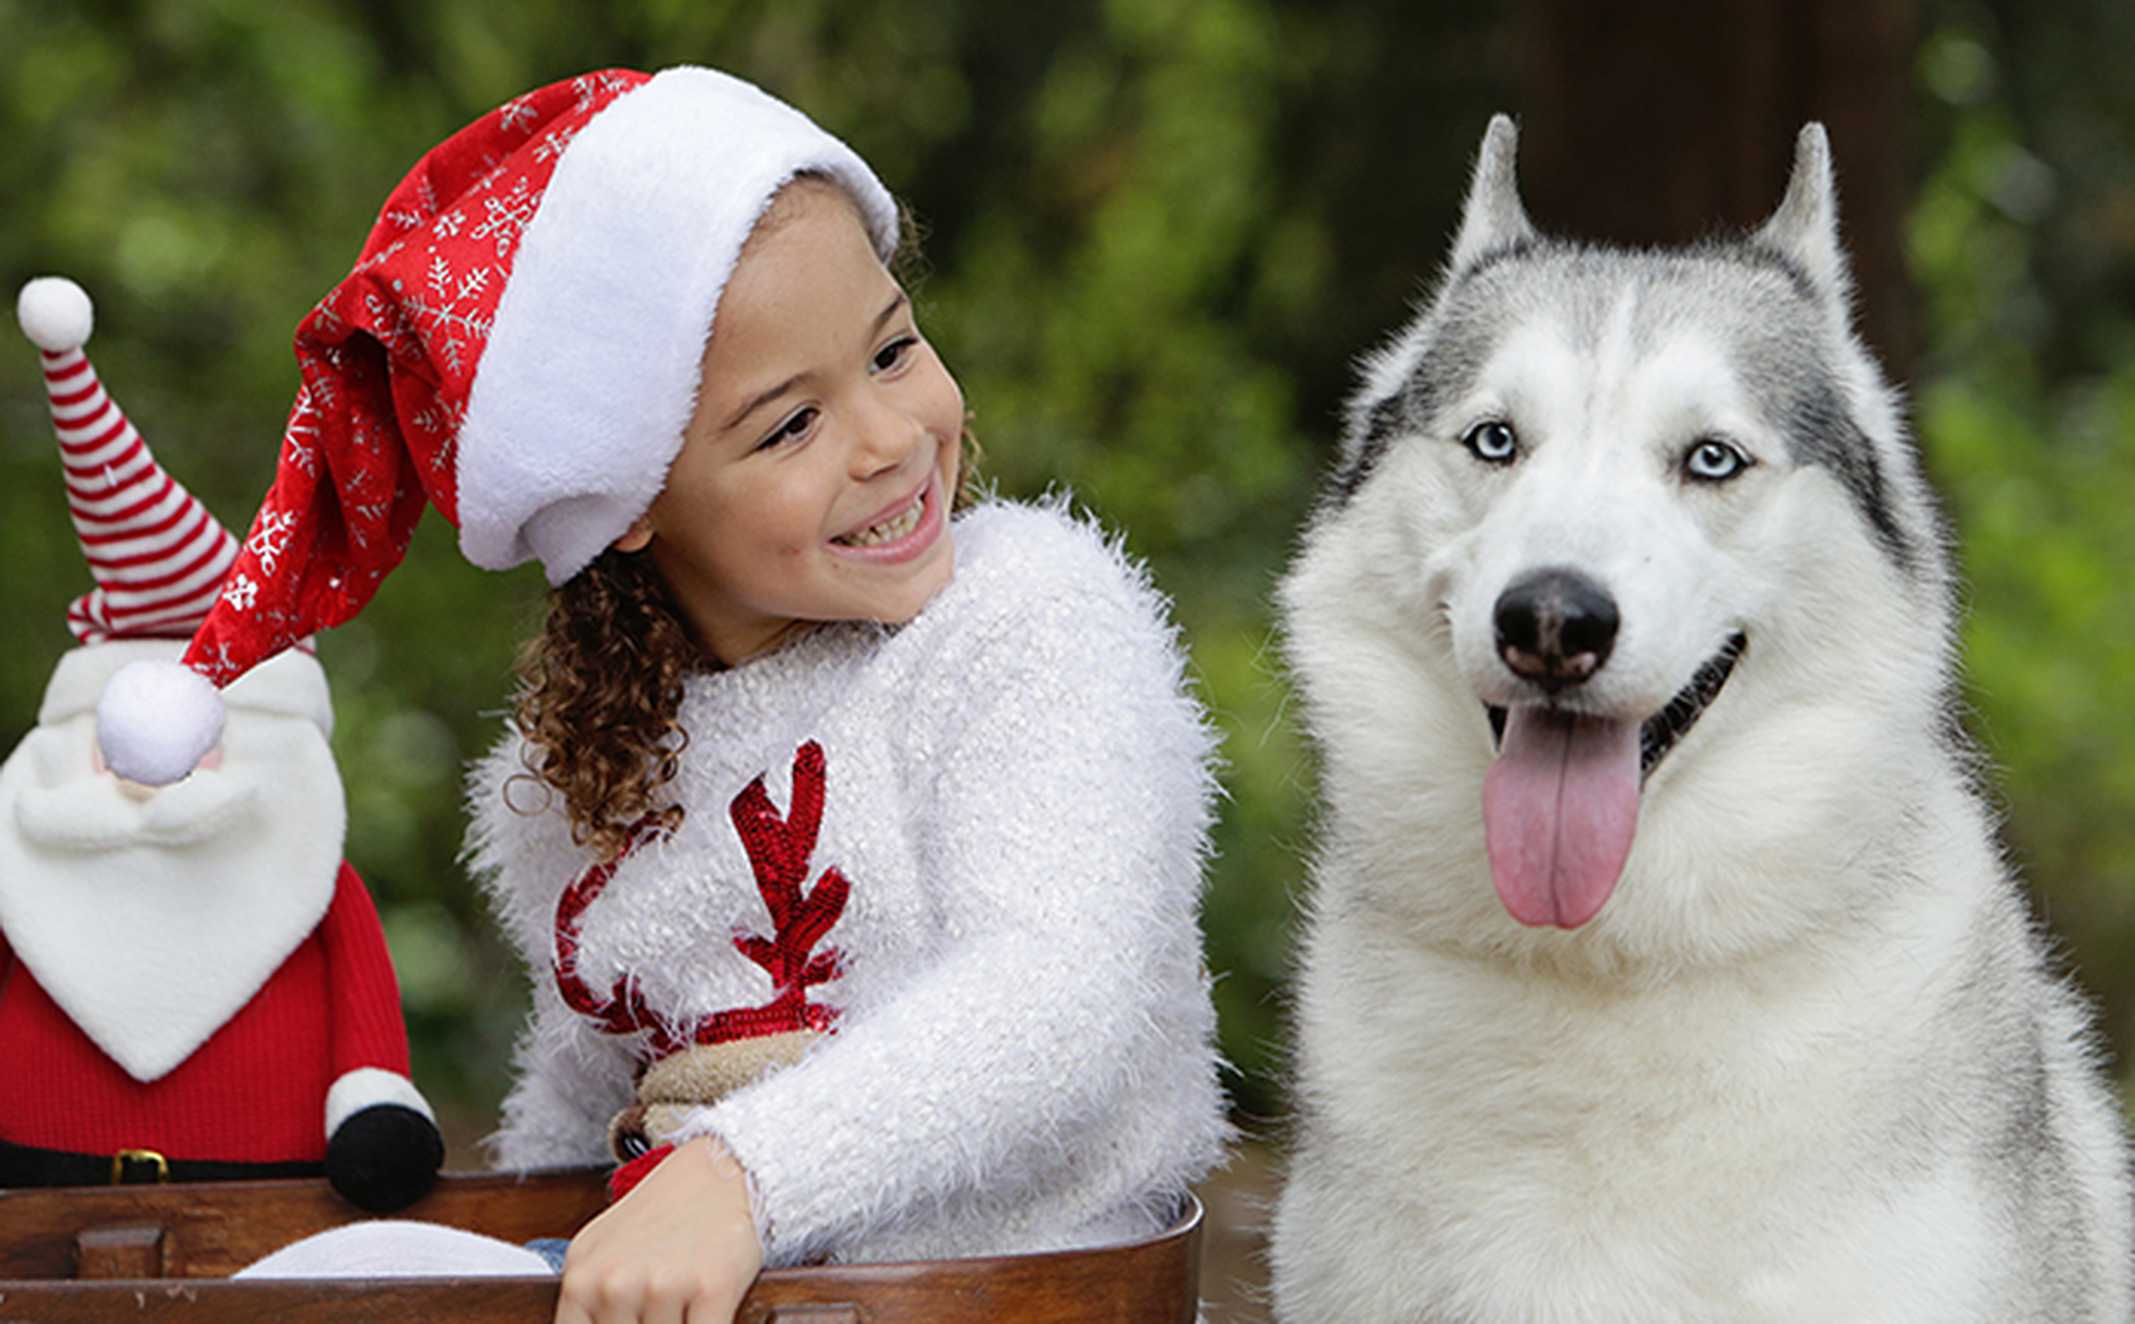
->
[110,1148,169,1184]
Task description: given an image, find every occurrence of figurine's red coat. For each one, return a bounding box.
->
[0,862,409,1162]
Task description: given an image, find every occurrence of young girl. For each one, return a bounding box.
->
[95,66,1229,1321]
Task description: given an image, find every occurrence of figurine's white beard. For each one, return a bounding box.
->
[0,708,345,1082]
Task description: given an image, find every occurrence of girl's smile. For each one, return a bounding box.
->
[827,466,944,558]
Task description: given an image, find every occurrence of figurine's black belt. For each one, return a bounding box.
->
[0,1136,322,1186]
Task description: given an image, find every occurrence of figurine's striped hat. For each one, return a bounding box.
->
[16,277,240,645]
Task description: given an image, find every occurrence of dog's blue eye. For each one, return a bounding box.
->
[1684,438,1748,482]
[1463,420,1518,465]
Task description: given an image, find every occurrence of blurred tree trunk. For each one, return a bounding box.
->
[1512,0,1918,375]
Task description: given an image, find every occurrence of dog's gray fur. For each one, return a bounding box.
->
[1272,117,2132,1321]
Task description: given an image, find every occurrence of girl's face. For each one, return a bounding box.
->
[617,181,965,665]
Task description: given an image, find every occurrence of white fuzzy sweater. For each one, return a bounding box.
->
[471,499,1229,1267]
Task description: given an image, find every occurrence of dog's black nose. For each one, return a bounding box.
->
[1494,568,1618,692]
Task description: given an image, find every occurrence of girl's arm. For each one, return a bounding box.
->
[678,581,1227,1264]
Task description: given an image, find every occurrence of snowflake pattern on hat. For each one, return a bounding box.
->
[188,71,646,684]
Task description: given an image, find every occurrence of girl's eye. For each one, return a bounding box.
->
[871,335,918,374]
[756,406,818,451]
[1462,419,1519,465]
[1683,438,1750,482]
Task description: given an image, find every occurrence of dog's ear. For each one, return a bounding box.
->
[1449,114,1536,271]
[1754,124,1853,301]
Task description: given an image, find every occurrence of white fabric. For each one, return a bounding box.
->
[326,1066,438,1134]
[473,499,1230,1267]
[91,659,225,787]
[235,1221,554,1279]
[455,66,900,586]
[16,275,93,352]
[0,642,343,1081]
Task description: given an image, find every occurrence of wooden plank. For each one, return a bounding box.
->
[737,1205,1204,1323]
[0,1182,1200,1322]
[0,1170,609,1281]
[71,1226,164,1281]
[0,1277,564,1323]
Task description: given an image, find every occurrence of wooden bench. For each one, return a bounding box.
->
[0,1170,1203,1321]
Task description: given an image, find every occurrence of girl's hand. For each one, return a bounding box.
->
[555,1135,764,1324]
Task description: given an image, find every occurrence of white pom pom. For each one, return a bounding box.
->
[96,660,225,786]
[16,276,95,352]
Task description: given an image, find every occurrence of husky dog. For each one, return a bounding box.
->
[1269,118,2133,1321]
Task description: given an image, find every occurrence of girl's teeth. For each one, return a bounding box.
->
[839,493,923,547]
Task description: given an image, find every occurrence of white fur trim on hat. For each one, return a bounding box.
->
[17,276,94,352]
[454,66,899,586]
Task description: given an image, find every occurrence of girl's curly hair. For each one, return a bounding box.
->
[509,547,698,863]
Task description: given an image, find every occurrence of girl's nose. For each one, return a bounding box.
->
[850,397,925,475]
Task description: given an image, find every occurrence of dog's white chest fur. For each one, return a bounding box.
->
[1282,908,2016,1320]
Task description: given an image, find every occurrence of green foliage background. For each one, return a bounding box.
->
[1,0,2128,1148]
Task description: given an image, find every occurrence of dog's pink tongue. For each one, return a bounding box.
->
[1482,707,1641,928]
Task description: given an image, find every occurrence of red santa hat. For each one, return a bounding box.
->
[81,66,898,786]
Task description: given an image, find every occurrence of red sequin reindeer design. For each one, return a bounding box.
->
[552,743,850,1175]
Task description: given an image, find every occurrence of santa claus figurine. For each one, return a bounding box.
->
[0,277,444,1212]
